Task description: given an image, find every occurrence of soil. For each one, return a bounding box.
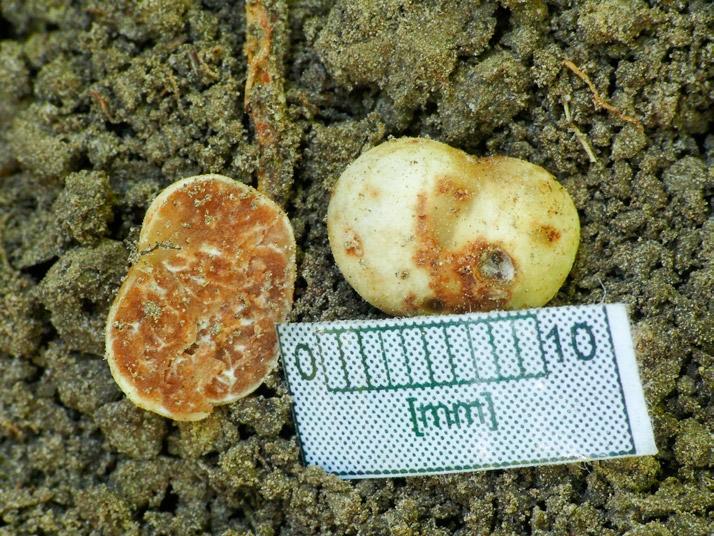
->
[0,1,712,535]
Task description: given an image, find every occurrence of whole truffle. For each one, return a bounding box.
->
[327,137,580,316]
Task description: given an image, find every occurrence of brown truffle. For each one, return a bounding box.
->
[106,174,296,421]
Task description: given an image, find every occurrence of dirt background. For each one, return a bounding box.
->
[0,0,712,534]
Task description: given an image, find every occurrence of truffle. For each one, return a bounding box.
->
[327,138,580,315]
[106,174,296,420]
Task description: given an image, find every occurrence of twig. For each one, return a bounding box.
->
[0,213,11,270]
[244,0,299,207]
[88,89,114,122]
[562,59,643,130]
[139,241,182,257]
[161,71,181,104]
[562,96,598,163]
[596,276,607,304]
[189,49,219,81]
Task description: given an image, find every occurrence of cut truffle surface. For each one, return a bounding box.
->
[106,174,296,421]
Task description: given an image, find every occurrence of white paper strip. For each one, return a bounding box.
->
[278,304,657,479]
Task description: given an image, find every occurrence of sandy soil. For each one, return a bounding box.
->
[0,1,712,534]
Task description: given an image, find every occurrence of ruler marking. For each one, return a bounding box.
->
[511,320,526,378]
[314,332,334,391]
[443,325,459,382]
[356,331,373,389]
[534,314,550,375]
[318,312,548,394]
[419,328,436,384]
[378,331,393,387]
[485,321,502,380]
[317,314,549,393]
[335,331,351,389]
[397,329,414,385]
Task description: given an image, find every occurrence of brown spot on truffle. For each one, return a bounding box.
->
[424,298,445,312]
[412,192,517,313]
[403,293,419,312]
[437,177,472,201]
[343,228,363,258]
[366,186,381,199]
[537,224,561,244]
[429,177,477,245]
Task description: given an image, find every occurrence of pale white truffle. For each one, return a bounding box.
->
[327,137,580,316]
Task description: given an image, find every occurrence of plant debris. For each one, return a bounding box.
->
[244,0,301,206]
[563,59,644,130]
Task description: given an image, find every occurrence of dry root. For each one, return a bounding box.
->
[563,59,643,130]
[562,95,598,163]
[244,0,300,207]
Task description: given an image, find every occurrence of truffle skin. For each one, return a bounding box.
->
[327,138,580,315]
[106,174,296,421]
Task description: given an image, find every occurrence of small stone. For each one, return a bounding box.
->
[327,137,580,316]
[106,174,296,421]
